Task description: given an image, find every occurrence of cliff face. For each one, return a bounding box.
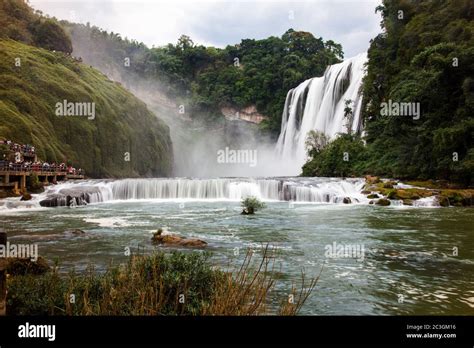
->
[0,40,173,178]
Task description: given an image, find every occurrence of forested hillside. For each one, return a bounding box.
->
[304,0,473,185]
[63,22,343,134]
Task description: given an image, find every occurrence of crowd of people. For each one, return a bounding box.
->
[1,161,84,175]
[0,139,36,157]
[0,139,84,175]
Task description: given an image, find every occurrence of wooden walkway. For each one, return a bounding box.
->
[0,168,84,193]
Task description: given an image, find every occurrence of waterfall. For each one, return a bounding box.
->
[275,53,367,175]
[107,178,365,202]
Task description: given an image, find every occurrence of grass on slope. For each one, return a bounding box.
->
[0,39,173,177]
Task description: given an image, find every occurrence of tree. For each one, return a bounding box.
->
[31,19,73,53]
[324,40,344,60]
[305,130,329,158]
[177,34,194,51]
[343,99,354,135]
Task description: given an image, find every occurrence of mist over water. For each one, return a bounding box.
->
[68,28,368,178]
[66,36,281,177]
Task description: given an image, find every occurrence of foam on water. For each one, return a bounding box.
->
[0,177,441,212]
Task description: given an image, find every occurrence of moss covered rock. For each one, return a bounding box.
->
[439,189,474,206]
[20,192,32,201]
[436,196,450,207]
[151,230,207,248]
[375,198,391,206]
[365,176,381,185]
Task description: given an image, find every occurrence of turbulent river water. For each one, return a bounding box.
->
[0,177,473,315]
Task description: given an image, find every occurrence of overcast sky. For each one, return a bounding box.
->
[30,0,382,58]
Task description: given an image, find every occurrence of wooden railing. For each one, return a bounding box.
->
[0,163,84,176]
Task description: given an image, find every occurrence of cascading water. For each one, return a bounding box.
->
[0,178,368,210]
[275,53,367,175]
[106,178,365,202]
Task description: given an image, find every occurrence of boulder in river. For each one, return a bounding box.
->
[342,197,351,204]
[436,195,450,207]
[365,175,381,185]
[375,198,391,206]
[39,186,101,207]
[20,193,32,201]
[64,229,87,236]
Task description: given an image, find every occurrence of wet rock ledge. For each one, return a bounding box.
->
[39,187,102,207]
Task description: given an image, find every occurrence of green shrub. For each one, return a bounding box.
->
[241,196,266,214]
[7,250,317,316]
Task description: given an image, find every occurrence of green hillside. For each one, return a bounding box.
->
[0,39,173,177]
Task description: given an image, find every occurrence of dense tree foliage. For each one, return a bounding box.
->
[304,0,473,185]
[63,23,343,135]
[302,134,368,177]
[0,0,72,53]
[362,0,474,184]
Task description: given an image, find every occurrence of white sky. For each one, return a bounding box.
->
[29,0,382,58]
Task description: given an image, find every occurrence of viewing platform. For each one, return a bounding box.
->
[0,164,84,192]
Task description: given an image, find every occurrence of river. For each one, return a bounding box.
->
[0,177,473,315]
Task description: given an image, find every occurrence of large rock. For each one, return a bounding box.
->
[64,229,87,236]
[375,198,391,206]
[365,176,381,185]
[39,186,101,207]
[436,195,450,207]
[151,230,207,248]
[383,181,396,189]
[20,193,32,201]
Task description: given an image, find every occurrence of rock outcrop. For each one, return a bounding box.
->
[39,187,102,207]
[375,198,391,206]
[151,230,207,248]
[20,193,32,201]
[221,105,268,124]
